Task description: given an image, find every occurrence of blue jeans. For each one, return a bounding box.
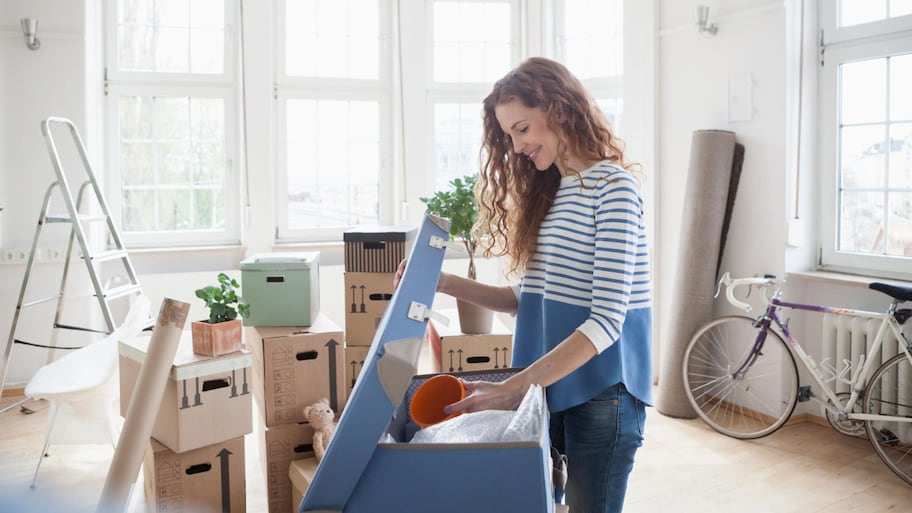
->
[550,382,646,513]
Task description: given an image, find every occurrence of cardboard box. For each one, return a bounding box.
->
[143,436,246,513]
[432,308,514,373]
[119,332,253,453]
[343,226,415,273]
[299,214,554,513]
[289,457,319,512]
[246,315,346,426]
[343,272,394,345]
[343,344,371,403]
[257,422,315,513]
[241,252,320,327]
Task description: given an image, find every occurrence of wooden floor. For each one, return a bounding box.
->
[1,392,909,513]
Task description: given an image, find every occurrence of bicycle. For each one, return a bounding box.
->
[682,272,912,486]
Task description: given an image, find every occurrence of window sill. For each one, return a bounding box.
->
[787,270,912,288]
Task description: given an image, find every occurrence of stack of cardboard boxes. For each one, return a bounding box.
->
[341,227,414,398]
[118,331,253,513]
[240,252,346,513]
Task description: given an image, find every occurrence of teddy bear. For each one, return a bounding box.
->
[303,397,337,462]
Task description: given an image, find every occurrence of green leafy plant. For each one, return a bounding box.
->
[195,273,251,324]
[420,174,481,280]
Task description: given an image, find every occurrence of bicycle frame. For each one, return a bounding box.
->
[746,294,912,424]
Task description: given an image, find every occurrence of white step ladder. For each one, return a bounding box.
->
[1,117,151,410]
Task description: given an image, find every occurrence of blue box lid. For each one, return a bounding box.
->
[300,213,450,511]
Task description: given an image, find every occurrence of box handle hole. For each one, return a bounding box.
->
[369,293,393,301]
[294,444,314,454]
[202,378,231,391]
[364,242,386,250]
[296,350,318,361]
[185,463,212,475]
[266,276,285,283]
[466,356,490,364]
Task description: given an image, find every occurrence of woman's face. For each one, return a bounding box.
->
[494,99,561,173]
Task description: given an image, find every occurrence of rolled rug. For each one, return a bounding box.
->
[656,130,743,419]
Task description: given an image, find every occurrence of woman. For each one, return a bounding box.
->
[399,57,651,513]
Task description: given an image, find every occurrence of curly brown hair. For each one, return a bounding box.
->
[474,57,641,277]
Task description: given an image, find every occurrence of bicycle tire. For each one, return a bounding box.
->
[683,315,799,439]
[864,351,912,486]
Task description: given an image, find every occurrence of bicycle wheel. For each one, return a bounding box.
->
[864,352,912,486]
[683,316,799,439]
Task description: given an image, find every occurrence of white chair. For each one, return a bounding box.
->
[24,297,151,489]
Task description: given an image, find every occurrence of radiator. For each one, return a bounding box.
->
[821,313,912,394]
[822,313,911,440]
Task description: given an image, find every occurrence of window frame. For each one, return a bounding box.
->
[103,0,242,248]
[817,5,912,279]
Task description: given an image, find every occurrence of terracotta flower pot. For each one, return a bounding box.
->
[191,318,242,356]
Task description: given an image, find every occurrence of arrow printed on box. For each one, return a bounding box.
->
[494,348,500,369]
[217,448,232,513]
[326,338,340,411]
[448,349,454,372]
[457,349,464,371]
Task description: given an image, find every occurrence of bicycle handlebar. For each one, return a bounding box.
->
[717,272,779,313]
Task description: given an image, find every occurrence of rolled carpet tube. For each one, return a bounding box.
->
[656,130,742,419]
[96,298,190,513]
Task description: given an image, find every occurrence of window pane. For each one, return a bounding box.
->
[116,0,225,74]
[891,54,912,121]
[285,0,380,79]
[839,191,884,253]
[433,102,483,192]
[893,0,912,17]
[840,125,886,188]
[888,123,912,188]
[432,1,513,83]
[562,0,622,79]
[285,99,380,229]
[840,0,887,26]
[118,95,227,233]
[841,58,886,124]
[596,97,623,133]
[878,192,912,255]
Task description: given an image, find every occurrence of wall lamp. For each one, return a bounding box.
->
[696,5,718,37]
[20,17,41,50]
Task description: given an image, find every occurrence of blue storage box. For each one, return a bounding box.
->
[299,213,554,513]
[240,252,320,326]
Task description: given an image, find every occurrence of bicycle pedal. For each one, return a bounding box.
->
[875,428,899,446]
[797,385,812,402]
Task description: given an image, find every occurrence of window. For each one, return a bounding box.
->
[819,2,912,278]
[276,0,390,241]
[428,1,517,193]
[103,0,647,252]
[104,0,239,247]
[556,0,624,132]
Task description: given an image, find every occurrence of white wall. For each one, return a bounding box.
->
[0,0,100,388]
[656,0,788,366]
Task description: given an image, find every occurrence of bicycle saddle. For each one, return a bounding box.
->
[869,282,912,302]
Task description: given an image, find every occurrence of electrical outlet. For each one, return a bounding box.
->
[47,247,66,262]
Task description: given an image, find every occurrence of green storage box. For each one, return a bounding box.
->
[240,252,320,327]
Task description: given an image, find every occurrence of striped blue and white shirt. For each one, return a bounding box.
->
[512,161,653,411]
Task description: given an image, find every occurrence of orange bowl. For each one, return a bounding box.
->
[409,374,466,429]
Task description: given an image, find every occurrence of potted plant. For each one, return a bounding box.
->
[421,174,493,334]
[191,272,251,356]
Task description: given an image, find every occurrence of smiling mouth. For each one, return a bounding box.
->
[527,147,541,162]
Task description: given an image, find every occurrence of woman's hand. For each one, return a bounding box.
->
[393,258,452,294]
[393,259,407,289]
[443,376,529,415]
